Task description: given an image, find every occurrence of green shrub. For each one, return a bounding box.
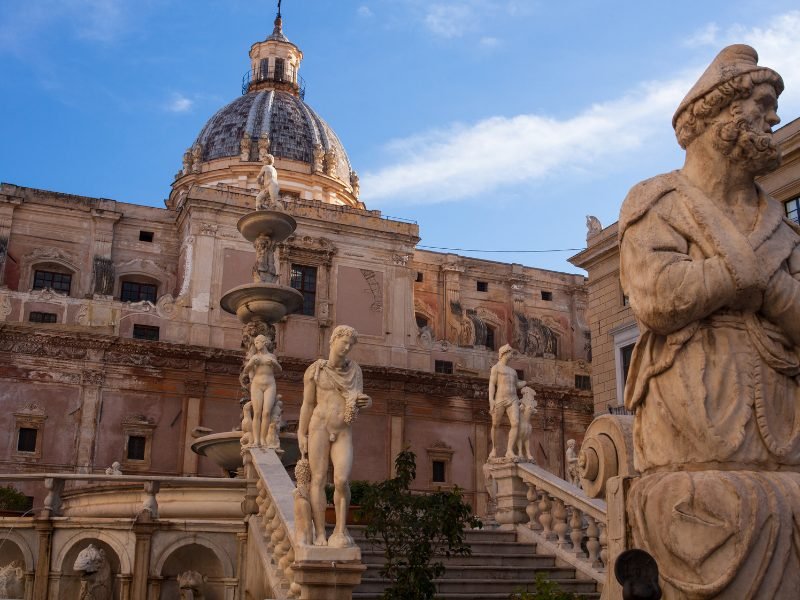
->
[0,485,32,512]
[362,449,482,600]
[324,480,371,505]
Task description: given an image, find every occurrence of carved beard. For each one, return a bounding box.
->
[713,116,781,175]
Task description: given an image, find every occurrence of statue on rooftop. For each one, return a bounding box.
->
[298,325,371,548]
[488,344,526,460]
[620,44,800,598]
[255,154,281,210]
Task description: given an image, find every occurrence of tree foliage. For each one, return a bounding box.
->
[0,485,31,512]
[362,449,482,600]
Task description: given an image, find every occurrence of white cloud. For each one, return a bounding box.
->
[479,36,500,48]
[362,10,800,206]
[0,0,129,51]
[357,5,374,18]
[424,3,476,38]
[683,23,719,47]
[166,93,193,113]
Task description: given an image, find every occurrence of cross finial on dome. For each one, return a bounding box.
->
[272,0,284,37]
[277,0,282,18]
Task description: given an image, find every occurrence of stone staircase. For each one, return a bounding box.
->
[348,526,601,599]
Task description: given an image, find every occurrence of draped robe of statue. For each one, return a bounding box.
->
[619,170,800,598]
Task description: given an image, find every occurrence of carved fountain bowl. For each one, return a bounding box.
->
[191,430,300,474]
[220,283,304,323]
[237,210,297,244]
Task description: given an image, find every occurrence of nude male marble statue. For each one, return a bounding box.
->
[255,154,281,210]
[488,344,526,459]
[620,44,800,598]
[298,325,371,548]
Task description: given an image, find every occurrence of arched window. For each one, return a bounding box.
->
[31,262,75,296]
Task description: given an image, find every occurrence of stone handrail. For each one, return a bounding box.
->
[243,447,365,600]
[489,460,608,586]
[245,447,301,599]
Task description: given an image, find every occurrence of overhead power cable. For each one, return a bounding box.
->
[417,245,586,254]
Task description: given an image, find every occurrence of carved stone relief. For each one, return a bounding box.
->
[92,256,114,296]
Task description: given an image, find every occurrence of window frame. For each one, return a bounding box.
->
[785,196,800,224]
[611,322,640,407]
[132,324,160,341]
[32,269,72,295]
[29,311,58,324]
[434,360,453,375]
[13,405,46,461]
[120,280,158,303]
[290,264,318,316]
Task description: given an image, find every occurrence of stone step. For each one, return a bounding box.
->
[343,525,519,544]
[356,577,599,595]
[362,552,558,568]
[353,593,602,600]
[362,565,577,581]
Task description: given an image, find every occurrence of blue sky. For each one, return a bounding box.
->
[1,1,799,273]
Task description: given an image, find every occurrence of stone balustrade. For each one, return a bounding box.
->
[487,460,607,587]
[245,447,365,600]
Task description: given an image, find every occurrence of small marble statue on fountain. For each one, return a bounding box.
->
[298,325,371,548]
[513,386,537,461]
[488,344,526,460]
[565,439,581,488]
[104,461,122,476]
[242,334,282,448]
[255,153,282,211]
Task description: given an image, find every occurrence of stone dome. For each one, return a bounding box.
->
[192,89,353,183]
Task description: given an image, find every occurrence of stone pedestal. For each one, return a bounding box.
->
[291,560,366,600]
[489,459,528,527]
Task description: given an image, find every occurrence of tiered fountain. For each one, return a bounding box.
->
[191,155,303,474]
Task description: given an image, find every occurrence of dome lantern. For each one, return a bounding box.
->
[244,4,305,98]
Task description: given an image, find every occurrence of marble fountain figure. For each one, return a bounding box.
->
[191,152,303,474]
[619,44,800,598]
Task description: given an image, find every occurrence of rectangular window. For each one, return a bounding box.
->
[121,281,158,303]
[432,460,446,483]
[476,281,488,292]
[786,196,800,224]
[620,343,635,387]
[541,291,553,301]
[290,264,317,316]
[434,360,453,375]
[575,374,592,391]
[132,324,160,341]
[415,272,424,283]
[29,311,57,323]
[139,231,154,242]
[127,435,147,461]
[33,270,72,294]
[17,428,37,453]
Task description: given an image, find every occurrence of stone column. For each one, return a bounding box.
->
[387,392,406,477]
[32,519,53,600]
[489,461,528,527]
[75,369,105,473]
[181,380,206,475]
[0,194,22,287]
[131,520,157,599]
[473,422,490,517]
[235,531,248,600]
[291,560,366,600]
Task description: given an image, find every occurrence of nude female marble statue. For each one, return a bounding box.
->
[298,325,371,548]
[243,334,282,448]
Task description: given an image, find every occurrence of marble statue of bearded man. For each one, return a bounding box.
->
[619,44,800,598]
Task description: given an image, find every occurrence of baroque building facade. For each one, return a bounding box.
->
[0,16,592,517]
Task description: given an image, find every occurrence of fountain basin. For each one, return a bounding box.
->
[191,431,301,475]
[237,210,297,243]
[220,283,304,323]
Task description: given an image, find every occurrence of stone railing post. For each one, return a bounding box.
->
[40,477,64,518]
[524,482,542,531]
[489,460,529,526]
